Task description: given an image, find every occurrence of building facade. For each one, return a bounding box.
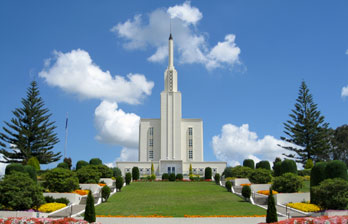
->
[117,34,226,176]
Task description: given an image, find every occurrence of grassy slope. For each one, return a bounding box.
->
[95,181,266,217]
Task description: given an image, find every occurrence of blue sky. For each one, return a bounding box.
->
[0,1,347,172]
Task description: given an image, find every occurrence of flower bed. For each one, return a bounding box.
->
[73,189,89,195]
[98,183,106,187]
[262,216,348,224]
[257,190,278,195]
[286,202,321,212]
[0,217,94,224]
[240,183,251,186]
[38,203,66,213]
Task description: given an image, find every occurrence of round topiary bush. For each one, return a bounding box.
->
[223,167,233,178]
[324,160,348,181]
[132,167,140,181]
[225,181,232,192]
[272,172,302,193]
[76,160,89,170]
[44,168,79,193]
[162,173,169,180]
[312,178,348,210]
[101,185,111,202]
[57,162,69,169]
[229,166,253,178]
[214,173,220,185]
[125,172,132,185]
[310,162,327,187]
[243,159,255,169]
[249,168,272,184]
[24,165,37,182]
[112,167,122,178]
[116,176,124,191]
[0,171,44,210]
[204,167,212,179]
[280,159,297,175]
[5,163,24,175]
[176,173,183,181]
[89,158,102,165]
[76,165,101,183]
[242,185,251,199]
[26,157,40,171]
[273,162,282,177]
[169,173,176,181]
[256,161,271,170]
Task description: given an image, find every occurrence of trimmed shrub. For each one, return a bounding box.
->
[44,196,55,203]
[273,162,282,177]
[132,167,139,181]
[225,181,232,192]
[27,157,40,171]
[228,166,253,178]
[176,173,183,181]
[76,165,101,184]
[101,185,111,202]
[256,161,271,170]
[162,173,169,180]
[243,159,255,169]
[89,158,102,165]
[63,157,72,170]
[204,167,212,179]
[266,187,278,223]
[5,163,24,175]
[223,167,233,178]
[298,169,311,176]
[84,191,96,223]
[76,160,89,170]
[324,160,348,181]
[55,197,70,205]
[125,172,132,185]
[304,159,314,169]
[57,162,69,169]
[189,164,193,175]
[312,178,348,210]
[214,173,220,185]
[112,167,122,178]
[0,172,44,210]
[249,168,272,184]
[44,168,79,192]
[95,165,113,178]
[242,185,251,199]
[151,174,156,180]
[310,162,327,204]
[169,173,176,181]
[280,159,297,175]
[24,165,37,181]
[115,176,123,191]
[272,173,302,193]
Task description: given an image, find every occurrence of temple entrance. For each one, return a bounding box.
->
[167,166,176,174]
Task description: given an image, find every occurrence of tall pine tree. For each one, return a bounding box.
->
[0,81,61,164]
[280,81,330,165]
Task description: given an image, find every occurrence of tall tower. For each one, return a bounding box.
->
[160,34,182,160]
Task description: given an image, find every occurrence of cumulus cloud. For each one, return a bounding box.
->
[94,100,140,148]
[342,86,348,98]
[212,124,290,166]
[116,147,138,162]
[111,1,241,70]
[39,49,154,104]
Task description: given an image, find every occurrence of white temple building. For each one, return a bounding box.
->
[117,34,226,176]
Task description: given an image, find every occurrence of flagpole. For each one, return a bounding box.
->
[64,112,68,158]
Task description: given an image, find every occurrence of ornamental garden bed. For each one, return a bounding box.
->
[95,181,266,217]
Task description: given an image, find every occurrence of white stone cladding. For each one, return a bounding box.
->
[116,34,227,176]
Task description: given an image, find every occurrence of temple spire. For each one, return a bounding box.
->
[168,33,174,68]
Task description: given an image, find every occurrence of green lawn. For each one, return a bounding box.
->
[300,180,310,192]
[95,181,266,217]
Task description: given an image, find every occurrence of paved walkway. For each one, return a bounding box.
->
[94,217,288,224]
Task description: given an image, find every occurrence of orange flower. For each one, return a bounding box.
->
[240,183,251,186]
[257,190,278,195]
[73,189,89,195]
[98,183,106,187]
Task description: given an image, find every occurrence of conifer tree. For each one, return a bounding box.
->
[0,81,61,164]
[280,81,330,165]
[266,187,277,223]
[84,190,96,223]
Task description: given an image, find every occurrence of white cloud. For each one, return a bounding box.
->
[346,49,348,55]
[167,1,202,25]
[116,147,138,162]
[39,49,154,104]
[342,86,348,97]
[94,100,140,148]
[212,124,289,166]
[111,2,241,70]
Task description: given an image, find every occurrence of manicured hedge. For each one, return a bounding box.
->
[89,158,102,165]
[162,173,169,180]
[214,173,220,185]
[176,173,183,180]
[324,160,348,181]
[132,167,140,181]
[125,172,132,185]
[57,162,69,169]
[204,167,212,179]
[280,159,297,175]
[256,161,271,170]
[272,173,302,193]
[242,185,251,199]
[249,168,272,184]
[76,160,89,170]
[243,159,255,169]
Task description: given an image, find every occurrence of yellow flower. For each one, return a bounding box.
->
[287,202,320,212]
[38,203,66,213]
